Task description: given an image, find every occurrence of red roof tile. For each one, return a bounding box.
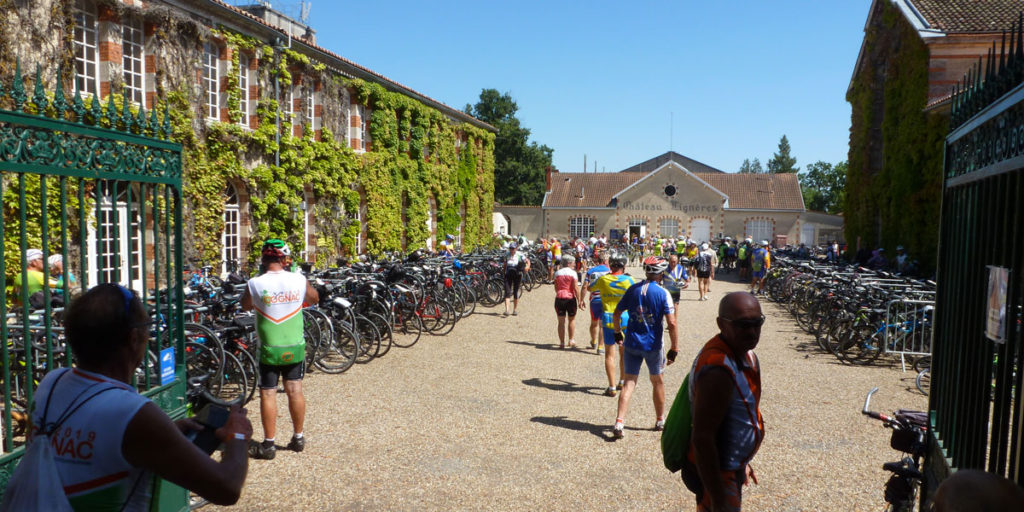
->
[543,170,804,211]
[910,0,1022,33]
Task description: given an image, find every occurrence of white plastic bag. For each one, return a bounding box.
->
[0,436,74,512]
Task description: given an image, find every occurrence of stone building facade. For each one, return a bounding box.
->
[1,0,495,276]
[496,152,843,246]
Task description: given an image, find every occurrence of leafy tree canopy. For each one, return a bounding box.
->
[799,160,847,214]
[466,89,553,205]
[738,157,765,174]
[767,135,799,174]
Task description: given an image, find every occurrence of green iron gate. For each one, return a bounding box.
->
[0,61,187,509]
[927,21,1024,497]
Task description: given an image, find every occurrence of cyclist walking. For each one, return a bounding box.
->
[553,255,580,348]
[580,252,611,352]
[593,251,635,396]
[241,239,319,460]
[611,256,679,438]
[503,242,530,316]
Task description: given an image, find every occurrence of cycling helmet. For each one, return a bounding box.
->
[608,250,627,269]
[643,256,668,275]
[508,242,518,250]
[261,238,289,260]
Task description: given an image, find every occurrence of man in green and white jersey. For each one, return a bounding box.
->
[242,239,318,460]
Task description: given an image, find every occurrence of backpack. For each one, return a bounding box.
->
[1,371,119,512]
[696,254,711,274]
[660,373,692,473]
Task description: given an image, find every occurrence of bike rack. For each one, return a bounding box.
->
[884,299,935,371]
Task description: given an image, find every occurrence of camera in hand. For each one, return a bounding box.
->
[187,404,230,455]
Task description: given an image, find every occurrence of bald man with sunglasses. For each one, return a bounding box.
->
[681,292,765,512]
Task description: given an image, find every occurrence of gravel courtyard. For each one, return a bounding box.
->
[214,267,927,511]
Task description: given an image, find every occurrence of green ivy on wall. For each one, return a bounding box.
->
[166,29,494,268]
[844,0,946,272]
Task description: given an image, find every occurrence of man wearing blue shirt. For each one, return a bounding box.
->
[611,256,680,438]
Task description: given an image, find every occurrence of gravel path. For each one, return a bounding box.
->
[211,266,927,511]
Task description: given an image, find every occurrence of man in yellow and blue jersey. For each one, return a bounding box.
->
[593,251,635,397]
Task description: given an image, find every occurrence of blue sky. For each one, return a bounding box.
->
[300,1,871,174]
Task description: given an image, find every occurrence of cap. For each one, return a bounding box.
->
[701,243,709,250]
[26,249,43,262]
[48,254,63,266]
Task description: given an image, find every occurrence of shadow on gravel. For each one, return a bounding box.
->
[522,377,602,395]
[530,415,618,442]
[506,340,565,351]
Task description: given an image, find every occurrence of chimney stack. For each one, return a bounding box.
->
[545,166,553,191]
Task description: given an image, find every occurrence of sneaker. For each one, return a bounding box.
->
[568,339,577,348]
[616,380,624,391]
[604,387,617,397]
[502,311,509,317]
[249,440,276,460]
[287,435,305,452]
[613,422,624,439]
[512,311,518,316]
[654,419,666,432]
[589,339,597,349]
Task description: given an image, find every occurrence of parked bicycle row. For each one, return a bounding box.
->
[761,257,935,373]
[0,245,542,451]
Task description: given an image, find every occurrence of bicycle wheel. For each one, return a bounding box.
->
[392,304,423,348]
[315,320,358,374]
[215,351,248,405]
[367,312,393,357]
[184,323,225,374]
[837,323,884,365]
[915,369,930,395]
[354,315,382,363]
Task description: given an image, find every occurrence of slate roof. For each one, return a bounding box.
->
[203,0,494,131]
[619,151,727,174]
[910,0,1022,33]
[543,163,805,211]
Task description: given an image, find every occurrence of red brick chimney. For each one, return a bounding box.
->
[545,166,553,191]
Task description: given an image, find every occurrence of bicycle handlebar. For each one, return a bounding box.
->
[862,387,892,422]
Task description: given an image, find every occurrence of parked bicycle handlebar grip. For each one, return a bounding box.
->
[862,387,890,421]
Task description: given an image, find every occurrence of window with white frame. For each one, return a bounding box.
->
[569,216,594,240]
[659,218,679,238]
[89,181,143,289]
[237,53,249,127]
[359,105,370,151]
[203,42,219,121]
[73,0,98,97]
[222,185,240,274]
[122,14,145,107]
[745,219,773,244]
[306,87,315,127]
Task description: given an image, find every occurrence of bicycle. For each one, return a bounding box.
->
[862,387,929,511]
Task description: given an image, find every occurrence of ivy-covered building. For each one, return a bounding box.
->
[846,0,1018,270]
[1,0,495,279]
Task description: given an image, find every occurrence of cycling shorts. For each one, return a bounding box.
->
[554,298,577,318]
[590,298,602,321]
[259,361,305,389]
[623,346,665,376]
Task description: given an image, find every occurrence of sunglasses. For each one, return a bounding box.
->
[721,314,766,329]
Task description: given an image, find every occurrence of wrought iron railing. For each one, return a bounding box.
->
[929,11,1024,501]
[0,58,186,508]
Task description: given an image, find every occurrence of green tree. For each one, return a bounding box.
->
[799,160,847,213]
[466,89,553,205]
[738,157,764,174]
[767,135,799,174]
